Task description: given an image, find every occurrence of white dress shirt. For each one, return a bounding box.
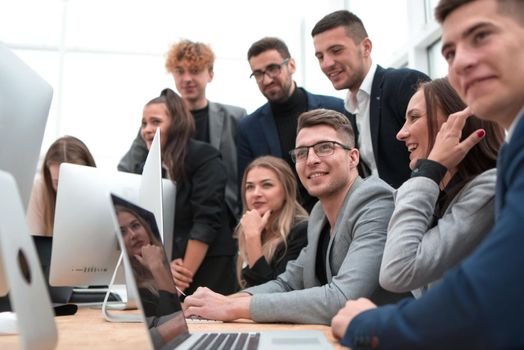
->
[345,62,378,176]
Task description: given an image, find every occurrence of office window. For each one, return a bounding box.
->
[427,39,447,79]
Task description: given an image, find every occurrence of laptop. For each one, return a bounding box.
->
[0,170,57,349]
[109,193,334,349]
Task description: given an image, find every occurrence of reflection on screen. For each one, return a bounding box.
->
[111,195,188,349]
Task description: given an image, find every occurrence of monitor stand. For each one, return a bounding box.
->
[101,253,141,322]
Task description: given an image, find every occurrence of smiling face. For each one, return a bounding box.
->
[244,166,285,216]
[313,26,371,93]
[397,90,431,170]
[295,124,357,200]
[397,89,446,170]
[140,103,172,150]
[249,49,296,103]
[118,211,151,258]
[442,0,524,129]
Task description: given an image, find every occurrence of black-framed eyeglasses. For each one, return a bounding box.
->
[289,140,352,163]
[249,59,289,81]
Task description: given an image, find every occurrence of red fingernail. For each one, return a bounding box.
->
[477,130,485,138]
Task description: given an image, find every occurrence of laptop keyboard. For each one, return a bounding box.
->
[189,332,260,350]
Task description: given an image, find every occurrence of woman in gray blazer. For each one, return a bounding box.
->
[379,78,505,297]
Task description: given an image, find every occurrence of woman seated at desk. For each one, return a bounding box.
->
[26,135,96,236]
[379,77,504,297]
[236,156,308,288]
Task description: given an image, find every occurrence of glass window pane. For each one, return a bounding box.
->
[427,39,447,78]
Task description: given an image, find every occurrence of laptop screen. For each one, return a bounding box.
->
[110,193,190,349]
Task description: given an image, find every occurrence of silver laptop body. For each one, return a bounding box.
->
[109,193,333,350]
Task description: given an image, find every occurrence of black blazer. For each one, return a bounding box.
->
[349,65,430,189]
[171,139,236,259]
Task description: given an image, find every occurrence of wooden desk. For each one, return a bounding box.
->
[2,307,346,349]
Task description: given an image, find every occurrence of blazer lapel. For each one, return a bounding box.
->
[369,66,385,164]
[326,177,362,280]
[303,208,327,286]
[259,105,282,157]
[208,102,223,149]
[495,142,509,218]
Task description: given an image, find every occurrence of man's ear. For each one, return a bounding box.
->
[348,148,360,169]
[361,37,372,58]
[208,69,214,83]
[288,57,297,75]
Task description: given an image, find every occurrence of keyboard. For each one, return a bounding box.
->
[189,332,260,350]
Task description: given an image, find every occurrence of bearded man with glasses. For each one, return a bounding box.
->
[238,37,348,213]
[183,108,410,325]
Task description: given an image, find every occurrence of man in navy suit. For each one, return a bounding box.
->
[331,0,524,348]
[312,10,430,189]
[238,37,346,212]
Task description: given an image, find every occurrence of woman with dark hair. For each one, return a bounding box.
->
[379,77,505,297]
[26,135,96,235]
[236,156,308,288]
[134,88,237,296]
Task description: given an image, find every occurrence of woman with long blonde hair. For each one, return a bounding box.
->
[236,156,308,288]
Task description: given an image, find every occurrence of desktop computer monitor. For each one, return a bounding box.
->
[0,41,53,211]
[49,165,176,287]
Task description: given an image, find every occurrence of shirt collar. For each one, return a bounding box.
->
[506,105,524,142]
[345,62,377,112]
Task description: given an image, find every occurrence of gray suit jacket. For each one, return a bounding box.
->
[380,169,496,296]
[243,176,395,324]
[118,101,246,218]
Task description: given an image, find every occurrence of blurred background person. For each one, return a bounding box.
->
[26,135,96,236]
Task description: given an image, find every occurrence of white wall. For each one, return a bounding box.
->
[0,0,447,171]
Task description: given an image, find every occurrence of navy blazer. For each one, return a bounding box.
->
[237,88,346,180]
[342,111,524,349]
[348,65,430,189]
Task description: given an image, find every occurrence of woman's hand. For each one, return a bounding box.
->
[428,107,485,170]
[135,244,164,271]
[240,209,271,267]
[170,258,193,293]
[240,209,271,242]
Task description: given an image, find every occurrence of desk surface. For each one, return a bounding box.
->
[2,307,346,349]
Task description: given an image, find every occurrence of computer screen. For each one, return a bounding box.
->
[0,42,53,211]
[49,164,176,287]
[49,163,176,286]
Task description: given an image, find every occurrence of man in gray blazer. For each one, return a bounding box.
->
[118,40,246,226]
[183,109,405,325]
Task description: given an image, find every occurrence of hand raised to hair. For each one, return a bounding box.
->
[428,107,485,170]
